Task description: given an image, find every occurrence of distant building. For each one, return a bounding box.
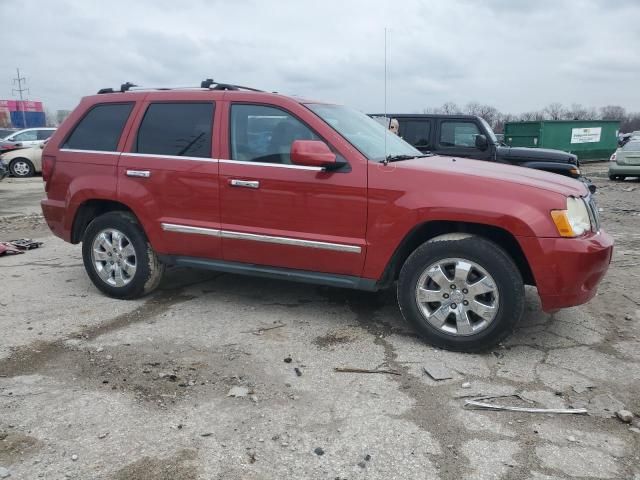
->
[0,100,46,128]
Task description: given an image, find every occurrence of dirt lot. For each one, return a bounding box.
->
[1,164,639,479]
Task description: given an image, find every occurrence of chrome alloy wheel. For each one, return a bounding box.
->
[415,258,499,336]
[12,160,31,177]
[91,229,137,287]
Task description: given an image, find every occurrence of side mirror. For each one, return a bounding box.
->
[291,140,336,168]
[475,134,488,150]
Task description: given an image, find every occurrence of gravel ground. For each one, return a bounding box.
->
[0,164,639,479]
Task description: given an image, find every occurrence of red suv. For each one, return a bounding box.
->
[41,81,613,351]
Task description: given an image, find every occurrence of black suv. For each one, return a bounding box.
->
[373,114,583,181]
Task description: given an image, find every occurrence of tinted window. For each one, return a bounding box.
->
[399,120,432,149]
[37,129,54,140]
[230,104,318,163]
[439,121,481,148]
[13,130,38,141]
[136,103,213,158]
[64,103,133,151]
[623,141,640,151]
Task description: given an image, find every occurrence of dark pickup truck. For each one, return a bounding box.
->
[373,114,584,181]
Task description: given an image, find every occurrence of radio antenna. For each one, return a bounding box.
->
[383,27,388,163]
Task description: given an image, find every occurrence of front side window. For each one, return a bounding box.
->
[37,129,54,140]
[13,130,38,141]
[399,120,432,149]
[230,104,318,164]
[63,103,133,151]
[439,121,481,148]
[136,103,213,158]
[306,104,421,161]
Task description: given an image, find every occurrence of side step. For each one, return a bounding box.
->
[159,255,379,291]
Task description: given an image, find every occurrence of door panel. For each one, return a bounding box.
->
[435,120,490,160]
[219,161,367,275]
[218,101,367,276]
[118,99,222,259]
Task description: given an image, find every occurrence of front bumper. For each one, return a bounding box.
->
[518,231,613,312]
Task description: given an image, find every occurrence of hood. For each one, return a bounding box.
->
[497,146,577,164]
[396,155,587,197]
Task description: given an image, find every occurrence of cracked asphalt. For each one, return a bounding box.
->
[1,163,639,479]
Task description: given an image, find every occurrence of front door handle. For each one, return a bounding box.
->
[229,179,260,189]
[126,170,151,178]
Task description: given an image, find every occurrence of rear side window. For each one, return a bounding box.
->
[399,120,432,149]
[63,103,133,151]
[37,129,54,140]
[135,103,214,158]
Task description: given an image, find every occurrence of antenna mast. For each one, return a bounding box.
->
[384,27,388,161]
[12,68,29,128]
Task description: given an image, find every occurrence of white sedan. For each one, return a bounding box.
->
[1,144,43,177]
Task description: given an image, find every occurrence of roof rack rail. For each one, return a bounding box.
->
[97,79,264,94]
[201,78,263,92]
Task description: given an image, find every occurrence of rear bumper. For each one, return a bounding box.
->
[608,163,640,176]
[41,198,71,242]
[518,231,613,312]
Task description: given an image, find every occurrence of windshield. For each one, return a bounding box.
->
[478,117,498,144]
[305,104,421,161]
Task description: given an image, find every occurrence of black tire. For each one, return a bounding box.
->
[608,175,616,181]
[82,211,164,299]
[397,235,524,352]
[9,158,35,177]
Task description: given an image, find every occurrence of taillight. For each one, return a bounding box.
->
[42,154,56,186]
[610,152,617,162]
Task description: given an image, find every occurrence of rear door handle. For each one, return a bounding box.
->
[126,170,151,178]
[229,179,259,189]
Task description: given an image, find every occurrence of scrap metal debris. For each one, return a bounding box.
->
[334,367,402,376]
[242,323,286,335]
[464,395,588,415]
[0,238,43,256]
[423,363,453,381]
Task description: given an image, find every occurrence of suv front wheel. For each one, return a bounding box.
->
[82,211,164,299]
[397,235,524,352]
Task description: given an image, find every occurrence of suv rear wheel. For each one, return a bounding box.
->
[82,211,164,299]
[397,235,524,352]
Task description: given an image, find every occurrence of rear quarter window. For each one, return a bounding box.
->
[63,103,134,151]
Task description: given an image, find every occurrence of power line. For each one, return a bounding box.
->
[12,68,29,128]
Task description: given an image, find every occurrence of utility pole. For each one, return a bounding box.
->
[12,68,29,128]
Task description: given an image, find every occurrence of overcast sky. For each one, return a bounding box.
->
[1,0,638,114]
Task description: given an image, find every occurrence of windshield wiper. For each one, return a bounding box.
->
[384,153,432,163]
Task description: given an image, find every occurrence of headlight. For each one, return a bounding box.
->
[551,197,592,237]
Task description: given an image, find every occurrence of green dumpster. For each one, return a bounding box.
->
[504,120,619,161]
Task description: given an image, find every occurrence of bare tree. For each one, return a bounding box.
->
[600,105,626,120]
[438,102,462,115]
[44,109,58,127]
[464,102,500,128]
[519,111,545,121]
[563,103,597,120]
[543,103,565,120]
